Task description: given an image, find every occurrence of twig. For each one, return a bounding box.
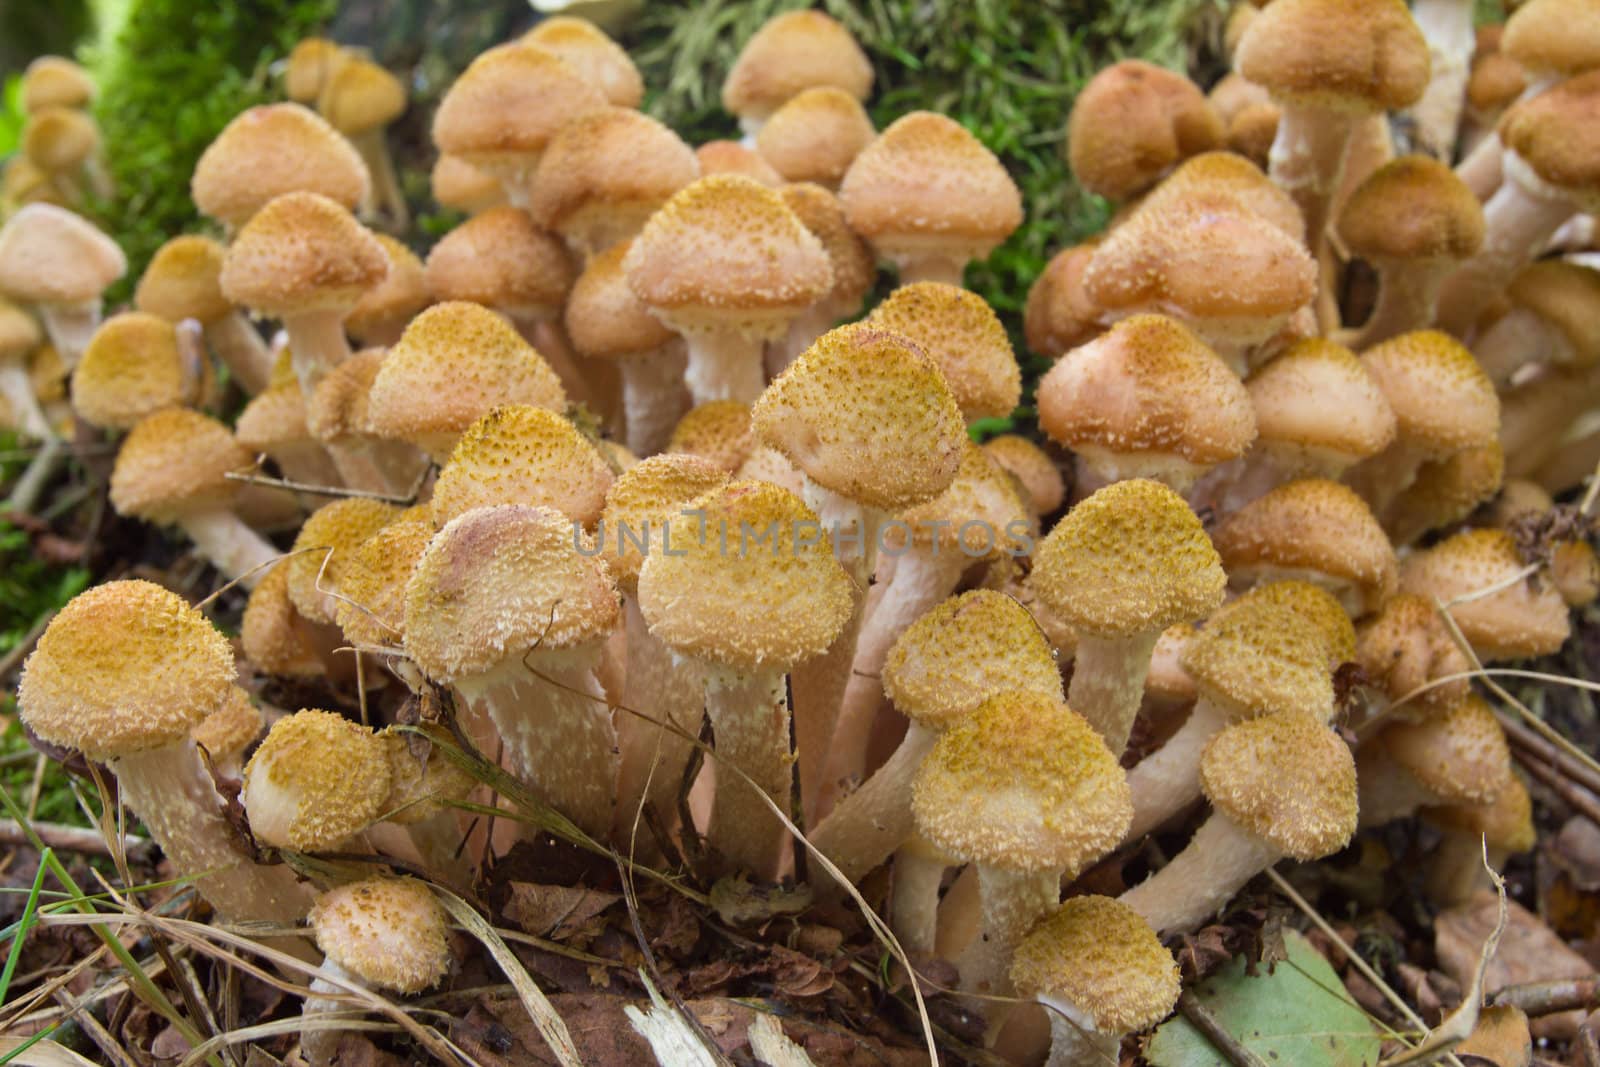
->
[1490,976,1600,1016]
[0,610,54,680]
[52,985,139,1067]
[1498,713,1600,797]
[0,819,149,859]
[1177,990,1271,1067]
[1513,749,1600,828]
[224,459,428,504]
[1579,1014,1600,1067]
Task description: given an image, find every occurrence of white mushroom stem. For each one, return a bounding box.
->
[204,312,274,395]
[1456,77,1557,200]
[618,344,689,457]
[892,254,966,288]
[1120,813,1281,934]
[1352,259,1455,350]
[1407,0,1475,159]
[114,739,314,925]
[1266,104,1361,247]
[935,862,983,961]
[177,507,281,590]
[890,846,946,955]
[301,957,370,1067]
[284,308,354,399]
[808,722,936,886]
[612,598,707,845]
[701,661,794,879]
[1038,998,1121,1067]
[680,327,768,405]
[1550,214,1597,252]
[956,865,1061,998]
[352,129,408,231]
[1069,631,1161,757]
[1355,745,1444,827]
[766,301,846,380]
[0,357,54,439]
[1344,442,1436,520]
[37,299,101,369]
[1122,700,1231,845]
[1437,156,1583,337]
[1472,308,1569,387]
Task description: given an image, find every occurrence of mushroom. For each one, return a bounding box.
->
[285,37,347,106]
[110,409,281,588]
[1423,776,1536,906]
[242,708,393,855]
[1138,151,1307,241]
[625,174,833,404]
[306,349,428,495]
[1355,593,1473,723]
[1383,440,1506,546]
[756,88,876,190]
[429,404,615,528]
[0,202,126,366]
[20,56,94,112]
[1022,242,1103,361]
[1461,26,1528,155]
[721,10,873,138]
[371,723,477,882]
[840,111,1023,286]
[22,106,112,204]
[1027,478,1225,754]
[1208,75,1280,169]
[1066,60,1223,203]
[667,400,756,474]
[191,103,370,231]
[17,580,313,924]
[864,282,1022,425]
[521,16,643,108]
[695,141,783,185]
[334,516,433,668]
[430,154,506,216]
[286,497,402,627]
[236,379,343,490]
[345,235,429,348]
[1406,0,1477,158]
[983,435,1066,519]
[1121,710,1358,934]
[191,686,262,782]
[1357,693,1514,826]
[318,57,409,228]
[766,183,876,377]
[1397,528,1571,662]
[1497,364,1600,482]
[242,563,335,680]
[136,235,274,395]
[70,312,202,431]
[0,296,49,439]
[1472,260,1600,387]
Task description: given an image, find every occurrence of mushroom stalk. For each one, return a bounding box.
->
[1038,999,1121,1067]
[1407,0,1475,159]
[891,846,946,955]
[36,299,101,369]
[0,358,54,440]
[1472,308,1565,386]
[1455,78,1555,200]
[681,328,767,405]
[1122,700,1231,844]
[352,129,409,231]
[285,308,354,399]
[1426,830,1512,907]
[178,507,281,590]
[1352,261,1454,350]
[301,958,369,1067]
[612,598,707,845]
[1266,105,1360,246]
[1068,631,1161,756]
[266,442,344,491]
[702,662,794,879]
[766,302,842,380]
[324,441,397,496]
[808,722,936,886]
[204,312,274,395]
[618,346,688,457]
[895,256,966,288]
[957,866,1060,998]
[1355,746,1447,826]
[1120,814,1280,934]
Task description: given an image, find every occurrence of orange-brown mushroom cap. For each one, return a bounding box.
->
[721,10,873,124]
[431,404,615,528]
[1245,338,1397,469]
[1398,528,1570,660]
[1235,0,1431,113]
[110,408,250,523]
[598,453,731,595]
[756,87,876,188]
[135,235,232,324]
[191,103,370,228]
[1067,60,1223,202]
[423,207,574,319]
[431,44,606,172]
[310,877,452,994]
[71,312,196,430]
[521,16,643,108]
[865,283,1021,422]
[220,192,389,317]
[1360,330,1499,459]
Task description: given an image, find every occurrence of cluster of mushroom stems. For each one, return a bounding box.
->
[5,0,1600,1062]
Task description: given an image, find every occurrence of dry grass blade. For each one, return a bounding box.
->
[746,1013,816,1066]
[0,1036,101,1066]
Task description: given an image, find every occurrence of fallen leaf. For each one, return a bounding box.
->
[709,876,812,926]
[505,883,621,942]
[1454,1004,1532,1067]
[1436,891,1594,1039]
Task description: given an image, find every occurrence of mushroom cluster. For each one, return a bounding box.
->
[3,3,1598,1062]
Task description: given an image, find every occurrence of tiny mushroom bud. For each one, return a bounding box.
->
[1066,60,1223,202]
[137,234,273,394]
[984,435,1066,519]
[721,10,873,137]
[191,103,370,230]
[0,202,127,366]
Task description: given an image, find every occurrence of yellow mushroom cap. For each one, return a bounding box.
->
[347,235,429,343]
[335,519,434,649]
[193,686,263,763]
[911,690,1132,873]
[757,88,876,188]
[1500,69,1600,203]
[307,349,387,442]
[892,438,1031,555]
[753,323,967,511]
[1237,580,1359,666]
[839,111,1023,263]
[1029,478,1225,638]
[1037,314,1256,467]
[1199,711,1358,861]
[220,192,388,317]
[636,480,852,672]
[1502,0,1600,76]
[377,724,476,824]
[564,240,678,360]
[668,400,756,474]
[527,108,698,254]
[696,141,784,186]
[405,505,619,684]
[0,203,126,305]
[1377,694,1513,805]
[288,497,401,625]
[1010,896,1181,1033]
[624,174,834,338]
[431,154,505,215]
[317,57,406,136]
[285,38,347,104]
[865,283,1021,422]
[242,563,325,678]
[432,43,606,168]
[1023,242,1103,360]
[431,404,615,528]
[1339,156,1485,263]
[1180,589,1341,721]
[983,435,1066,516]
[110,408,250,523]
[425,208,574,319]
[883,589,1063,732]
[367,301,567,456]
[599,453,731,594]
[243,709,390,850]
[1398,528,1570,661]
[521,17,643,108]
[1235,0,1430,112]
[1355,593,1472,717]
[1360,331,1499,459]
[21,56,95,112]
[777,183,876,313]
[191,103,370,228]
[17,580,237,760]
[1424,776,1536,854]
[1245,338,1396,466]
[135,235,232,324]
[721,9,873,122]
[23,107,100,171]
[1138,151,1304,241]
[310,877,451,994]
[71,312,194,430]
[236,383,311,452]
[1067,60,1223,202]
[1506,261,1600,370]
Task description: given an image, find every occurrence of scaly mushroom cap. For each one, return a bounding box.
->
[431,155,505,215]
[1139,151,1305,240]
[1212,478,1399,616]
[0,297,42,357]
[1029,478,1225,638]
[220,192,388,317]
[284,38,346,105]
[565,240,678,360]
[1355,593,1472,717]
[335,519,433,649]
[624,174,834,338]
[306,348,385,442]
[1036,314,1256,467]
[1424,776,1536,853]
[423,207,573,320]
[236,383,311,453]
[882,589,1063,732]
[599,453,730,595]
[1023,242,1103,359]
[1500,70,1600,207]
[431,405,615,527]
[865,283,1021,422]
[368,301,567,455]
[72,312,194,430]
[0,203,126,304]
[1338,157,1485,264]
[528,108,698,252]
[757,88,876,187]
[432,44,606,168]
[191,103,370,228]
[1235,0,1430,112]
[377,724,477,824]
[1388,442,1506,542]
[695,141,784,186]
[839,112,1023,262]
[1502,0,1600,78]
[288,498,401,625]
[777,183,876,312]
[753,323,966,511]
[522,17,643,108]
[1245,338,1396,467]
[21,56,94,111]
[721,10,873,122]
[1377,694,1513,805]
[1468,44,1527,116]
[1360,331,1499,459]
[193,686,263,763]
[243,709,391,851]
[637,480,852,672]
[1200,711,1358,860]
[23,107,100,171]
[668,400,756,474]
[110,408,250,523]
[405,505,620,683]
[347,235,429,344]
[318,58,406,136]
[242,564,325,678]
[912,690,1131,873]
[1067,60,1223,201]
[983,435,1066,516]
[1240,580,1360,666]
[310,877,452,994]
[135,235,232,324]
[1507,261,1600,369]
[1179,586,1344,721]
[1010,896,1181,1033]
[1398,529,1571,660]
[18,580,236,761]
[894,438,1030,555]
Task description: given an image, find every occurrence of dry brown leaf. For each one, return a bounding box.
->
[1437,891,1594,1039]
[505,883,622,942]
[1454,1004,1532,1067]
